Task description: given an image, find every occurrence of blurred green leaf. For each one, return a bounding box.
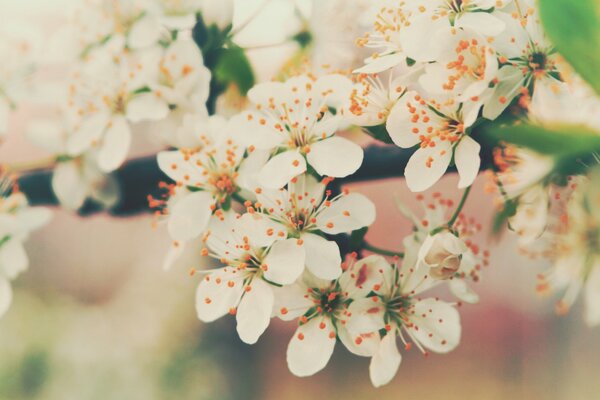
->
[214,46,255,96]
[483,123,600,156]
[539,0,600,95]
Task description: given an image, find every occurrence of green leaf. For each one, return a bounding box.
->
[482,123,600,156]
[539,0,600,95]
[214,45,255,96]
[364,124,394,144]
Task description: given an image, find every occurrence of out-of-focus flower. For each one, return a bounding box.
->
[201,0,234,29]
[65,53,169,172]
[250,174,376,280]
[0,174,51,317]
[386,91,481,192]
[27,119,119,210]
[234,74,362,188]
[0,21,40,137]
[195,212,304,344]
[538,175,600,326]
[346,255,461,387]
[493,146,554,245]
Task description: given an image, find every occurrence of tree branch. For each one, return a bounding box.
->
[17,143,494,216]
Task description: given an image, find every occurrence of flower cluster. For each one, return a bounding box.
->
[0,171,51,317]
[349,0,562,192]
[26,0,215,210]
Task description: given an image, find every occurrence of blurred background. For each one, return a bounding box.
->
[1,1,599,399]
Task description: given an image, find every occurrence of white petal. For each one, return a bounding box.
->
[455,136,481,188]
[126,93,170,123]
[263,239,305,285]
[404,143,452,192]
[195,268,244,322]
[235,213,280,248]
[316,193,376,234]
[273,283,313,321]
[0,98,8,135]
[386,95,421,148]
[157,150,203,183]
[584,265,600,327]
[128,15,161,49]
[354,53,405,74]
[306,136,363,178]
[287,316,336,377]
[258,150,307,189]
[339,255,391,299]
[0,240,28,279]
[247,81,287,105]
[346,297,385,334]
[449,279,480,304]
[229,113,284,149]
[236,279,274,344]
[52,162,87,210]
[162,243,184,271]
[338,327,381,357]
[98,116,131,173]
[456,12,506,37]
[408,298,461,353]
[167,191,214,241]
[302,233,341,280]
[67,113,108,155]
[369,333,401,388]
[0,277,12,318]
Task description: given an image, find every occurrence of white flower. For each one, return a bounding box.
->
[343,73,405,127]
[345,255,461,387]
[537,176,600,326]
[508,185,549,245]
[273,255,386,377]
[493,146,553,245]
[528,79,600,131]
[234,74,363,188]
[399,0,506,63]
[301,0,373,72]
[386,91,481,192]
[46,0,172,64]
[151,0,204,30]
[353,1,417,74]
[0,21,40,137]
[195,212,304,344]
[28,119,119,210]
[157,115,266,269]
[200,0,234,29]
[397,193,488,304]
[250,174,376,279]
[482,6,560,120]
[417,230,468,280]
[418,29,498,107]
[0,177,51,318]
[137,38,211,145]
[65,52,169,172]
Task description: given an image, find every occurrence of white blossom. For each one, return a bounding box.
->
[233,74,363,188]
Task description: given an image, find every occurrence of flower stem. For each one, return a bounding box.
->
[447,185,472,227]
[363,242,404,258]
